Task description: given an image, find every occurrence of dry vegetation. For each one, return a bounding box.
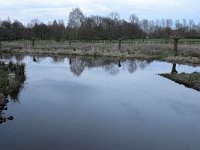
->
[1,40,200,65]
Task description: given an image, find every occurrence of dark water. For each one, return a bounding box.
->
[0,55,200,150]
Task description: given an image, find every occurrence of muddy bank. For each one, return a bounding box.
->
[1,42,200,66]
[160,72,200,92]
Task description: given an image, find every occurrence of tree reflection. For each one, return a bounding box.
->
[0,61,26,124]
[51,55,65,64]
[15,55,25,62]
[67,56,152,76]
[171,63,178,74]
[104,64,119,75]
[31,55,46,63]
[70,57,86,76]
[7,62,26,100]
[127,60,137,73]
[138,60,151,70]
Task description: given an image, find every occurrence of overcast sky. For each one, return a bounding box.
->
[0,0,199,24]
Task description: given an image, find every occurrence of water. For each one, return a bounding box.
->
[0,55,200,150]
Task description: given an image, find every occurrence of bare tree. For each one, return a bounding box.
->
[189,19,195,30]
[140,19,150,35]
[68,8,85,40]
[129,14,139,24]
[166,19,173,28]
[109,12,120,21]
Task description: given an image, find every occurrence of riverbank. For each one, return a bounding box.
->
[0,64,10,123]
[1,41,200,66]
[160,72,200,92]
[0,62,26,124]
[0,63,9,93]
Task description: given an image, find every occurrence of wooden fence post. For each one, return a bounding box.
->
[118,38,122,50]
[32,38,35,47]
[174,38,179,55]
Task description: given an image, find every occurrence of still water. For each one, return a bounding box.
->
[0,55,200,150]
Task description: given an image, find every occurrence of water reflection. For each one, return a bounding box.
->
[159,99,200,115]
[171,63,178,74]
[68,56,152,76]
[0,54,153,76]
[0,54,200,149]
[118,99,144,124]
[0,61,26,124]
[70,57,86,76]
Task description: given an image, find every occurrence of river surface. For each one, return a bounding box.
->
[0,55,200,150]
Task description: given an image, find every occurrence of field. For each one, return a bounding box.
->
[1,39,200,65]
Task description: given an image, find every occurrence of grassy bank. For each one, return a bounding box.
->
[0,63,9,93]
[0,62,26,97]
[0,63,10,123]
[1,40,200,65]
[0,62,26,124]
[160,72,200,91]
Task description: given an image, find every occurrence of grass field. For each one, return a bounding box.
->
[1,38,200,46]
[1,39,200,65]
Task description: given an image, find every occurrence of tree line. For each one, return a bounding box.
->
[0,8,200,42]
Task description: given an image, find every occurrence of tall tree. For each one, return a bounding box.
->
[68,8,85,40]
[129,14,139,24]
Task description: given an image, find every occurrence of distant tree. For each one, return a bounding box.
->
[12,20,25,40]
[129,14,139,24]
[1,18,12,40]
[175,20,182,29]
[189,19,195,30]
[68,8,85,40]
[0,20,2,44]
[50,20,65,41]
[90,16,104,40]
[0,9,200,41]
[166,19,173,28]
[79,17,95,40]
[108,12,121,40]
[121,20,142,39]
[109,12,120,21]
[140,19,150,37]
